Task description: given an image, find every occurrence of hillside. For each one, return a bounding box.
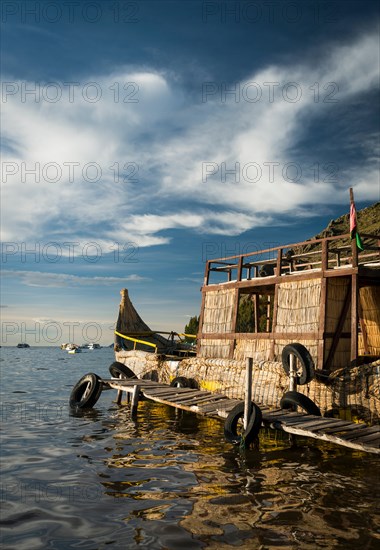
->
[296,201,379,254]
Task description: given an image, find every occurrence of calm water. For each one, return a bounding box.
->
[0,347,379,549]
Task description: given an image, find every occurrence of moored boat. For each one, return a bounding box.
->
[112,203,380,425]
[62,343,81,353]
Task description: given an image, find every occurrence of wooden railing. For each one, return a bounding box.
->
[204,233,380,286]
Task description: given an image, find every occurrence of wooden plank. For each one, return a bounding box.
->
[143,387,195,396]
[277,416,341,428]
[350,433,380,445]
[330,426,371,440]
[146,395,199,412]
[281,425,380,454]
[169,393,223,405]
[285,418,353,431]
[317,421,356,434]
[151,390,206,403]
[263,409,305,419]
[184,394,227,405]
[201,399,242,415]
[344,426,380,440]
[321,423,371,435]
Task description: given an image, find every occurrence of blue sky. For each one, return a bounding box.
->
[1,0,379,345]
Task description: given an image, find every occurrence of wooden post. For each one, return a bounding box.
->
[244,358,253,429]
[204,260,210,286]
[131,385,140,414]
[253,294,259,333]
[196,290,206,355]
[349,188,359,365]
[351,274,358,365]
[270,284,279,360]
[321,239,328,271]
[289,353,297,392]
[266,295,271,332]
[116,390,123,405]
[276,248,283,276]
[317,277,327,370]
[229,288,240,359]
[237,256,244,282]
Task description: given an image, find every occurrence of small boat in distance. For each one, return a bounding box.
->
[61,343,81,353]
[17,343,30,348]
[68,348,81,354]
[83,343,101,350]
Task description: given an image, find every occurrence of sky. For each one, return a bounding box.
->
[1,0,379,346]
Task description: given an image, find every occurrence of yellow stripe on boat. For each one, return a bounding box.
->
[115,330,157,350]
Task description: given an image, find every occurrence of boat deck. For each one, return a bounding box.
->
[103,378,380,455]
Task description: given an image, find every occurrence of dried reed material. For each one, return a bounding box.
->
[202,289,235,334]
[233,338,272,361]
[275,279,321,333]
[359,286,380,355]
[198,338,231,358]
[274,339,318,365]
[325,277,351,333]
[323,277,352,369]
[324,337,351,371]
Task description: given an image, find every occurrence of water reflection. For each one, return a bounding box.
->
[1,347,379,549]
[99,400,380,549]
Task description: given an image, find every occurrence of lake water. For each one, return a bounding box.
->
[1,346,379,549]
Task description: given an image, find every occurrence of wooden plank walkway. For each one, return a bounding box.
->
[102,378,380,455]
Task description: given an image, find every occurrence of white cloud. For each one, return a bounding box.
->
[1,30,379,248]
[1,270,146,287]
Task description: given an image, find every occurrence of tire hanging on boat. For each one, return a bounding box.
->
[109,361,137,379]
[280,391,321,416]
[224,402,262,448]
[281,343,315,385]
[69,373,103,408]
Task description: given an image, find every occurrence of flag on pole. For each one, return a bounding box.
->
[350,201,364,251]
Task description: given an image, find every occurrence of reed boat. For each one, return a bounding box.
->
[113,206,380,425]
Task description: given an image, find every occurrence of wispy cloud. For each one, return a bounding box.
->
[2,270,146,287]
[1,30,379,249]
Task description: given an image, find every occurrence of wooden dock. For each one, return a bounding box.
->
[102,378,380,455]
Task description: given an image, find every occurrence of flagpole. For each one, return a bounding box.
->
[349,187,358,267]
[349,187,358,365]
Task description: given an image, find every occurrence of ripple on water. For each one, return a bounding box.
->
[0,347,379,549]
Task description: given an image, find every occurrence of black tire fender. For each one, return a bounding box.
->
[109,361,137,379]
[281,343,315,385]
[70,373,103,408]
[280,391,321,416]
[170,376,190,388]
[224,402,262,448]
